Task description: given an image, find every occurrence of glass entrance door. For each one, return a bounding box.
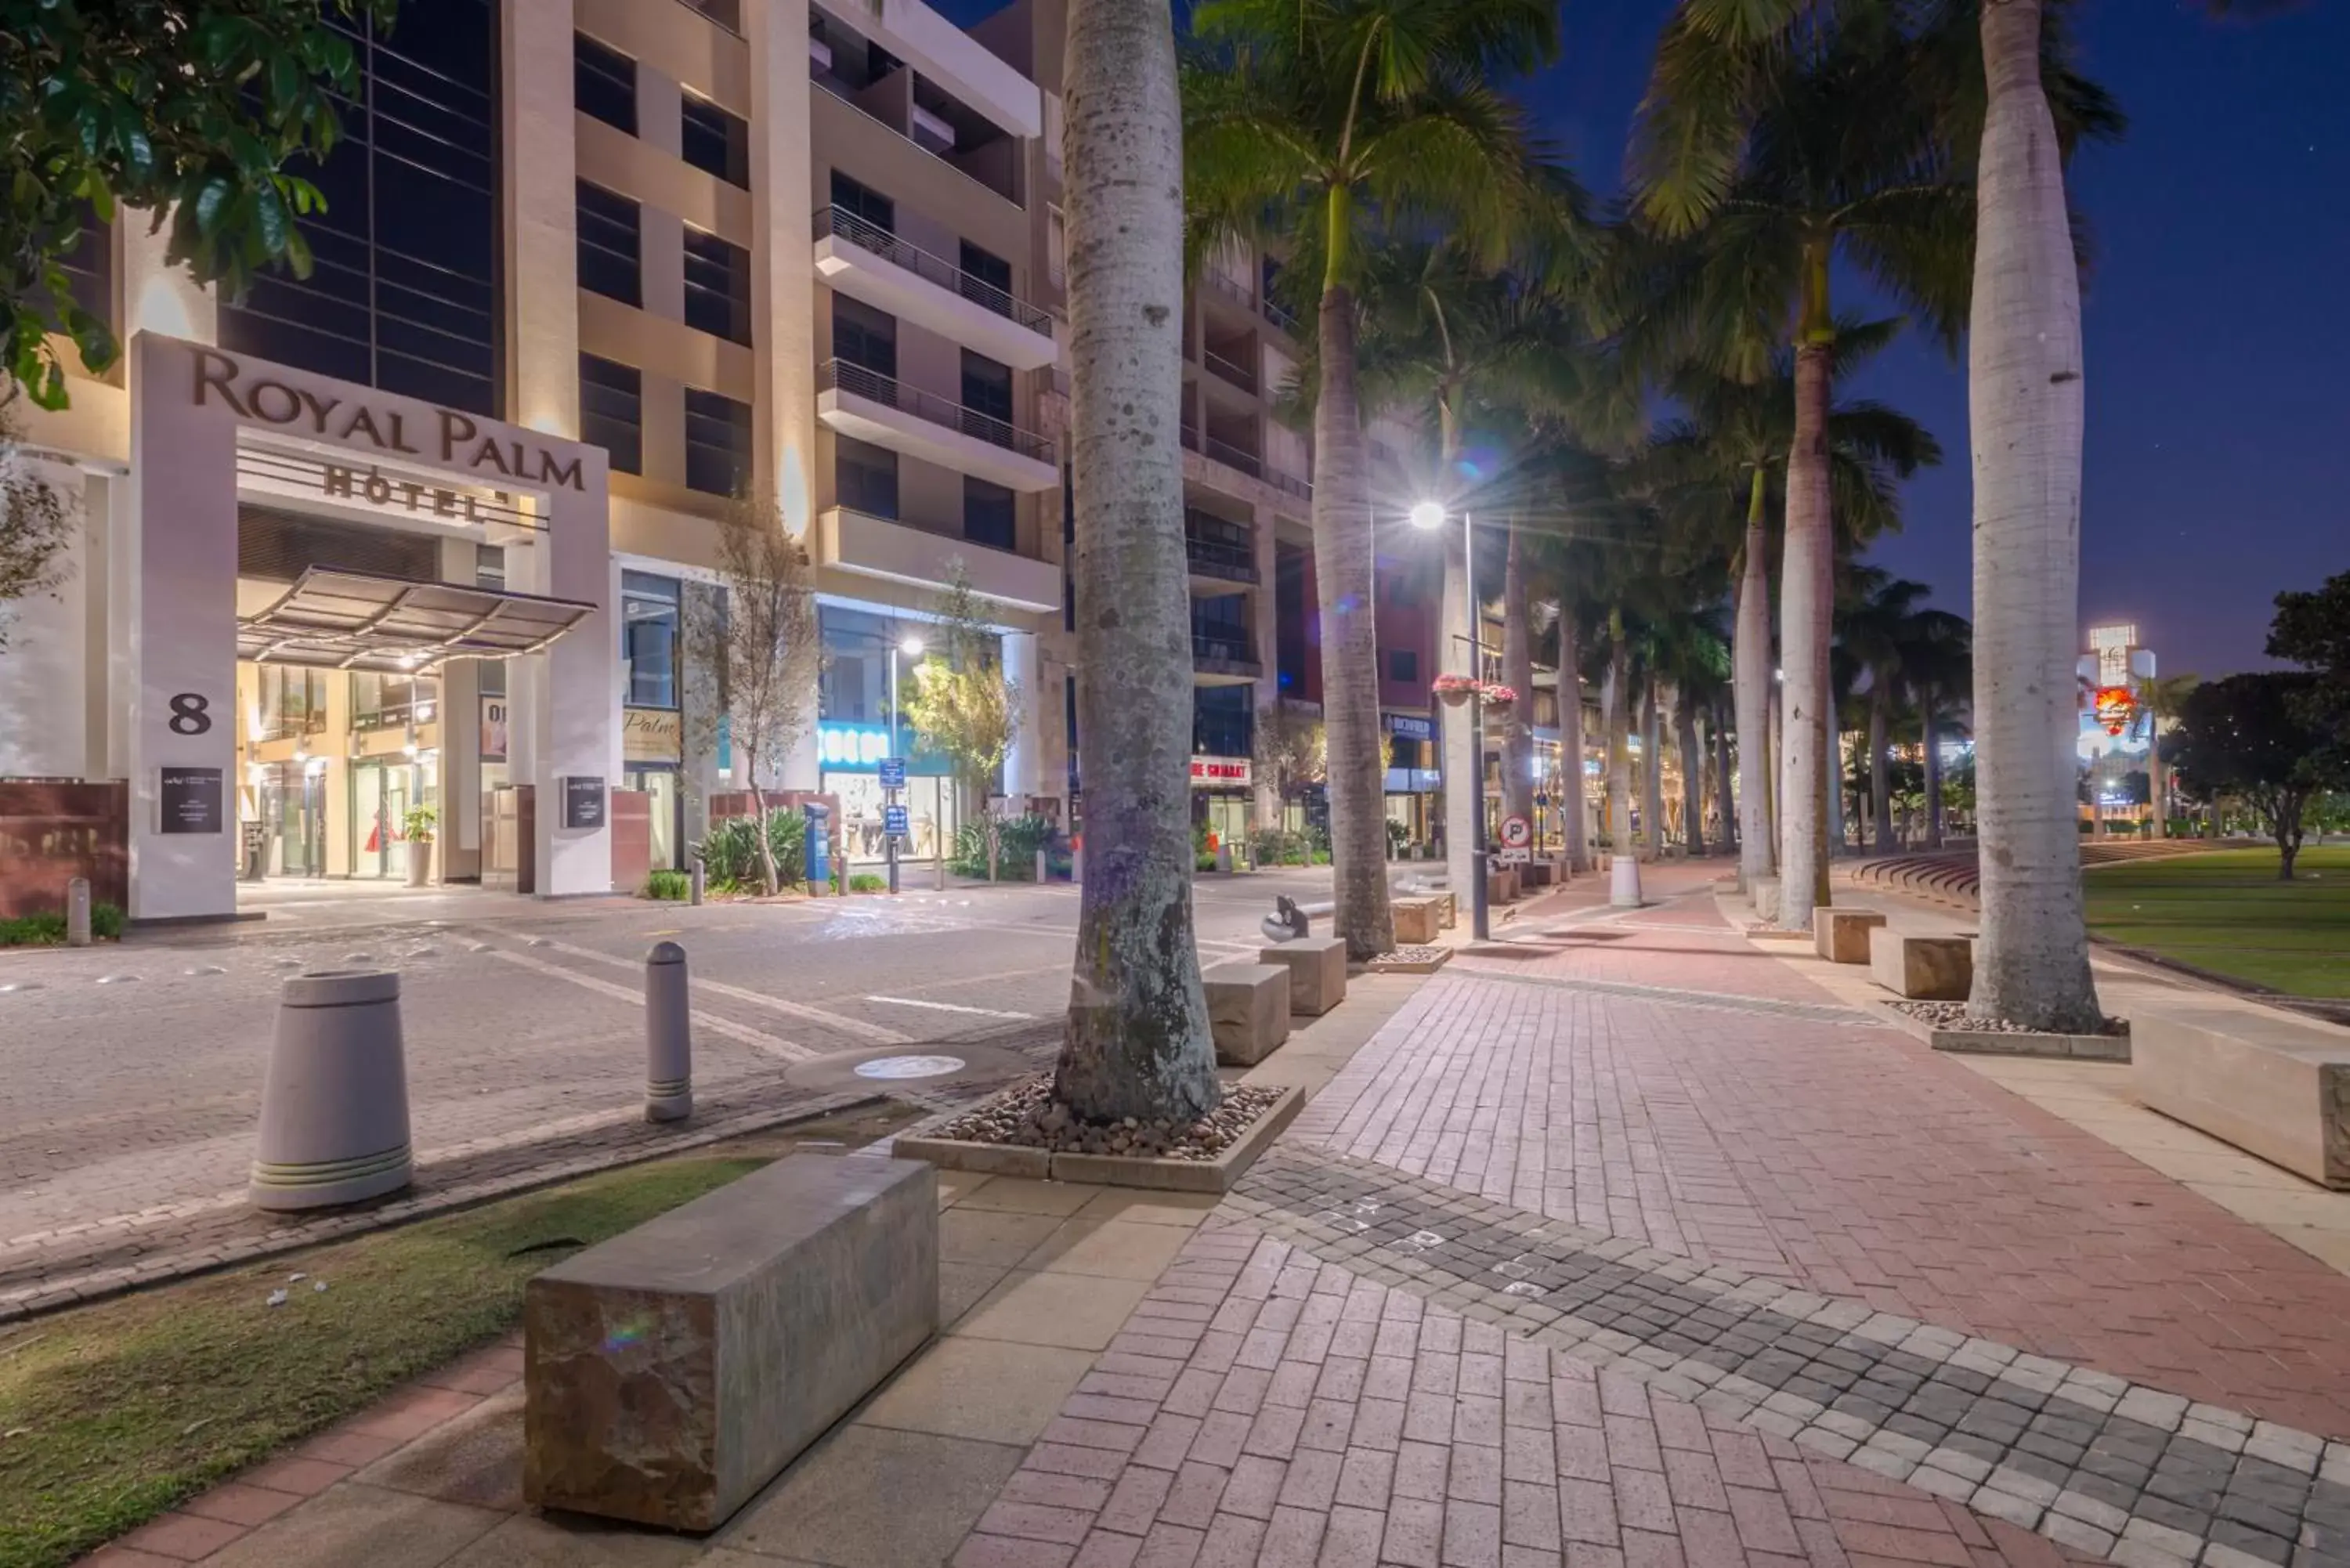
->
[352,762,410,880]
[260,764,327,876]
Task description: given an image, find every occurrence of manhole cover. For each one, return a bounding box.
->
[852,1054,969,1081]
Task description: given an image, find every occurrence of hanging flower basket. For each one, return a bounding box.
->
[1431,674,1479,708]
[1480,684,1520,711]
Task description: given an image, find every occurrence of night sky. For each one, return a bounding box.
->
[955,0,2350,677]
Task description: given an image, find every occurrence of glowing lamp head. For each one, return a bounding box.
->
[1408,501,1445,532]
[898,634,926,658]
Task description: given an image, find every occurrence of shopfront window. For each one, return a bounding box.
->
[351,671,439,732]
[818,604,923,724]
[258,667,330,741]
[621,571,681,709]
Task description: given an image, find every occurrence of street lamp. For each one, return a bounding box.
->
[1410,500,1490,941]
[887,633,925,894]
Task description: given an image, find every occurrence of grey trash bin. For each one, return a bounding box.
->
[250,969,415,1211]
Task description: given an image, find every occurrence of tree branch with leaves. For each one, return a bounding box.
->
[902,570,1023,881]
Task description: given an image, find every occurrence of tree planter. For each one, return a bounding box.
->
[406,842,432,888]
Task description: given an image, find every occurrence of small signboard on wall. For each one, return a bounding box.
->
[561,775,606,830]
[160,767,225,834]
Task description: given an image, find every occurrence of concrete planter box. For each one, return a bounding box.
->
[1813,907,1886,964]
[1868,927,1972,1001]
[1368,947,1452,975]
[2134,1006,2350,1188]
[1205,961,1291,1066]
[1878,1004,2131,1063]
[897,1084,1305,1194]
[1752,876,1781,923]
[1392,897,1444,945]
[1258,937,1347,1016]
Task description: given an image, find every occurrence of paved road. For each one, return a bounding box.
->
[0,869,1343,1306]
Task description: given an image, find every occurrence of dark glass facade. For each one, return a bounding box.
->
[221,0,502,417]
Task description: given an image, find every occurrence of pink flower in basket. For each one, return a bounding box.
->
[1481,684,1519,708]
[1431,674,1480,706]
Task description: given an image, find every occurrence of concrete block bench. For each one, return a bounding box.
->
[522,1154,937,1529]
[1867,927,1972,1001]
[2135,1006,2350,1188]
[1258,937,1347,1016]
[1393,896,1444,945]
[1813,907,1887,965]
[1205,961,1291,1066]
[1751,876,1781,923]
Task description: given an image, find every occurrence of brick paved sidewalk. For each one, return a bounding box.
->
[68,862,2350,1567]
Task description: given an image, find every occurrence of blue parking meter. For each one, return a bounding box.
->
[802,801,832,885]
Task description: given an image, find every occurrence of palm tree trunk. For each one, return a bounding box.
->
[1678,698,1705,858]
[1054,0,1219,1122]
[1713,694,1737,853]
[1732,483,1773,891]
[1311,290,1393,959]
[1559,609,1590,874]
[1777,341,1834,929]
[1870,680,1893,852]
[1922,691,1943,849]
[2149,732,2167,840]
[1501,529,1534,829]
[1641,676,1665,861]
[1604,630,1639,905]
[1968,0,2102,1032]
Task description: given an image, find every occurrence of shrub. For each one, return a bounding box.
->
[0,902,122,945]
[949,812,1058,880]
[644,869,690,901]
[848,873,887,893]
[691,811,806,892]
[1249,827,1313,866]
[1195,851,1217,872]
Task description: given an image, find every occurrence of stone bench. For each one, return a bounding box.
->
[1751,876,1781,923]
[2134,1006,2350,1188]
[1204,961,1291,1066]
[523,1154,937,1530]
[1393,895,1445,945]
[1813,907,1887,965]
[1867,927,1972,1001]
[1258,937,1347,1017]
[1487,866,1520,906]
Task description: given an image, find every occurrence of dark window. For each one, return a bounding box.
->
[683,228,751,344]
[961,350,1012,424]
[836,435,899,518]
[579,354,642,475]
[682,0,741,28]
[830,172,894,231]
[575,34,637,134]
[1388,649,1418,683]
[681,92,750,187]
[832,295,896,376]
[1194,686,1253,757]
[685,388,753,496]
[577,180,641,305]
[219,0,501,416]
[622,571,682,707]
[60,204,114,338]
[959,240,1012,313]
[477,546,507,698]
[964,478,1015,551]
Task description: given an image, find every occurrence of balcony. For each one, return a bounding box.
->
[1184,510,1258,590]
[1263,298,1300,335]
[817,359,1059,493]
[1191,630,1261,686]
[816,506,1061,614]
[1202,347,1257,395]
[1180,425,1312,504]
[813,208,1056,370]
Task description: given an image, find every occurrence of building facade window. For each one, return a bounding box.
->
[621,571,682,708]
[351,670,439,731]
[476,547,506,699]
[964,477,1015,551]
[576,180,642,306]
[258,667,330,741]
[832,295,896,377]
[684,388,752,496]
[1194,685,1253,758]
[961,351,1013,447]
[683,227,752,344]
[830,172,895,233]
[1388,649,1418,683]
[61,205,114,339]
[579,354,642,475]
[681,92,750,187]
[835,435,899,518]
[219,0,501,415]
[959,240,1012,313]
[575,34,638,134]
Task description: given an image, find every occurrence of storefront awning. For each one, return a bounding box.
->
[237,567,596,671]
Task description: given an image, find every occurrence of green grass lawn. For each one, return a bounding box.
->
[0,1105,914,1568]
[2085,844,2350,998]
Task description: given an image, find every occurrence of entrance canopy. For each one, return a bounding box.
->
[237,567,596,672]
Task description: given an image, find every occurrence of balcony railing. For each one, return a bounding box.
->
[1202,269,1254,311]
[810,73,1020,208]
[1191,631,1256,667]
[1184,511,1258,583]
[1180,424,1312,502]
[820,359,1055,466]
[815,206,1053,337]
[1202,348,1256,393]
[1263,298,1300,334]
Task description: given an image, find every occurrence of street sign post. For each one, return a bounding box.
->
[1499,814,1531,851]
[878,757,907,792]
[884,804,909,839]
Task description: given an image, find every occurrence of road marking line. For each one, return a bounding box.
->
[488,950,816,1061]
[863,995,1036,1020]
[502,936,909,1044]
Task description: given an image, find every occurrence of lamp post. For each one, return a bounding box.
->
[1410,500,1489,941]
[887,632,924,894]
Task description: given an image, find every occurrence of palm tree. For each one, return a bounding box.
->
[1184,0,1572,959]
[1054,0,1219,1123]
[1630,9,1973,934]
[1836,569,1931,854]
[1904,608,1971,849]
[2137,672,2201,840]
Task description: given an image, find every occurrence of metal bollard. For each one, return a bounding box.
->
[689,860,705,906]
[644,941,692,1122]
[934,852,946,891]
[251,970,414,1211]
[1036,847,1049,884]
[66,876,90,947]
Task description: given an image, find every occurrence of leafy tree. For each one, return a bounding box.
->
[2165,673,2348,880]
[1055,0,1218,1125]
[1252,699,1326,814]
[1184,0,1574,958]
[686,497,822,896]
[2269,569,2350,744]
[0,403,72,651]
[2,0,393,406]
[903,573,1025,882]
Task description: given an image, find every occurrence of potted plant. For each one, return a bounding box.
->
[1431,674,1480,707]
[402,804,438,887]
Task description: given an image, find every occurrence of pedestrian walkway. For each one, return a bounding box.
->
[77,859,2350,1567]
